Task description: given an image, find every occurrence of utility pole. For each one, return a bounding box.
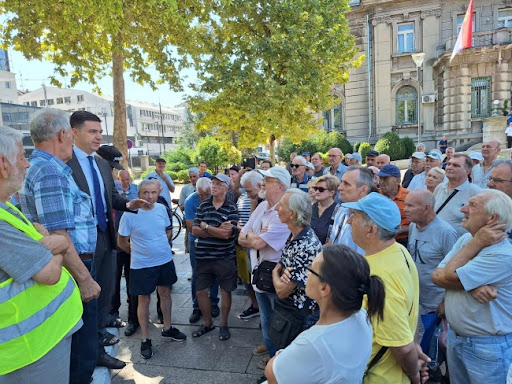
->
[159,102,165,154]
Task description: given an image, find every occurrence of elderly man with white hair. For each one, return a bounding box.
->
[289,155,310,193]
[433,189,512,384]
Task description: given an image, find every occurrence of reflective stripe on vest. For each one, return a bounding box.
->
[0,203,83,375]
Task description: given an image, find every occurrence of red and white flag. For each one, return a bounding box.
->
[450,0,474,61]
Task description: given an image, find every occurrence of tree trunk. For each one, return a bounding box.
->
[269,134,276,165]
[112,44,128,169]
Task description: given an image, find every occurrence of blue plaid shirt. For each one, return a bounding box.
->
[20,149,97,254]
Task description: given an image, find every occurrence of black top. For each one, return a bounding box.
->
[310,201,339,244]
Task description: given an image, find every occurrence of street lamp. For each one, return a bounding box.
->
[412,52,426,144]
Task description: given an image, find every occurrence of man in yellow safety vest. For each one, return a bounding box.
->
[0,126,83,382]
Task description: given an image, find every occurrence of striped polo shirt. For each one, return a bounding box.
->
[193,196,238,260]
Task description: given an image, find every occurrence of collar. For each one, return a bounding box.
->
[30,149,71,175]
[289,226,312,242]
[74,145,95,161]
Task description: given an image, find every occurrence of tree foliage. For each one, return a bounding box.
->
[0,0,197,167]
[187,0,362,156]
[195,136,241,173]
[375,132,405,161]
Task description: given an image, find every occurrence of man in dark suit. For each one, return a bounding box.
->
[67,111,148,368]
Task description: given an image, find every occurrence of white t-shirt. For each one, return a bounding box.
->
[273,309,372,384]
[118,204,172,269]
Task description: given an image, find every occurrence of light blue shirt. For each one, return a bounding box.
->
[439,234,512,336]
[73,146,107,215]
[330,207,364,255]
[145,171,175,207]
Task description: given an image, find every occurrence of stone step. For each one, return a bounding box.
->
[91,327,120,384]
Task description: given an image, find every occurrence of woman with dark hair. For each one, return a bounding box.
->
[265,245,386,384]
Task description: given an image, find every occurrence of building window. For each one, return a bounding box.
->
[39,100,46,106]
[4,81,10,89]
[77,95,84,102]
[396,85,417,124]
[56,97,64,104]
[397,23,414,54]
[30,101,37,107]
[47,99,54,106]
[323,103,343,132]
[471,77,491,118]
[498,9,512,28]
[64,96,71,104]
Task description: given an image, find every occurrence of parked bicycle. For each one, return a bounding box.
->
[170,201,183,241]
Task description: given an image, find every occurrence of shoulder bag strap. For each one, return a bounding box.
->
[435,189,459,214]
[364,346,389,377]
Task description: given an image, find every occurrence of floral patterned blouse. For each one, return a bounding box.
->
[279,226,322,310]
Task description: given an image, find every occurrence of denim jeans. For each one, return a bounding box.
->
[189,235,219,309]
[70,258,98,384]
[255,291,278,357]
[447,326,512,384]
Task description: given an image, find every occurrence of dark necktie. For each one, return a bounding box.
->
[88,156,107,232]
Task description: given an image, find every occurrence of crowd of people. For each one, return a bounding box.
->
[0,107,512,384]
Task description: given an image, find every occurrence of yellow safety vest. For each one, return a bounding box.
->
[0,202,83,375]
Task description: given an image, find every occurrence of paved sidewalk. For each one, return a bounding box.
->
[112,208,265,384]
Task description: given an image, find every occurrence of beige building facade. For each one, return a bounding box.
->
[324,0,512,150]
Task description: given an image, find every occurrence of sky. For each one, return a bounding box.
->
[9,48,197,108]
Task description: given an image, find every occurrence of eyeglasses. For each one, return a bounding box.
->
[488,177,512,184]
[312,186,328,193]
[264,178,280,184]
[305,266,323,280]
[328,154,341,158]
[290,164,304,168]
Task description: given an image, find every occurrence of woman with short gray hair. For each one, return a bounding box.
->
[270,189,323,351]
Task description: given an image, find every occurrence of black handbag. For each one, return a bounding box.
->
[251,251,276,293]
[268,297,305,350]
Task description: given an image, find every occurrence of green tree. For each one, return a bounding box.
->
[0,0,198,167]
[164,145,195,172]
[188,0,362,159]
[195,136,241,173]
[375,132,405,161]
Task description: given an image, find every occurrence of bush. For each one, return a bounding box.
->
[401,137,415,159]
[375,132,405,161]
[353,141,362,153]
[358,142,371,164]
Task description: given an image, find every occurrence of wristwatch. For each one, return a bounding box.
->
[204,224,209,232]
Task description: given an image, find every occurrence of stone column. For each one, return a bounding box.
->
[140,155,150,171]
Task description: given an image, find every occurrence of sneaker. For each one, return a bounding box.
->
[140,339,153,359]
[162,326,187,342]
[189,309,201,323]
[238,305,260,320]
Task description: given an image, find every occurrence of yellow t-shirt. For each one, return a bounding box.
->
[363,242,420,384]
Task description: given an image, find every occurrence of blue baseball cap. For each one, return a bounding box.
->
[212,173,230,186]
[426,151,442,161]
[342,192,401,233]
[346,153,362,162]
[377,164,401,178]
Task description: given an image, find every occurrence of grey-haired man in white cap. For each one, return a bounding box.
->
[409,151,443,191]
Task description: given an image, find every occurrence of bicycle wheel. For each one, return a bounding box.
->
[172,211,182,241]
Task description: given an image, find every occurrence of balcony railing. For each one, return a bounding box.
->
[445,28,512,51]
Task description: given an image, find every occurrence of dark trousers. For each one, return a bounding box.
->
[94,229,116,337]
[111,250,138,325]
[70,259,98,384]
[507,136,512,149]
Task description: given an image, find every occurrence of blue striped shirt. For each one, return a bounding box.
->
[20,149,97,254]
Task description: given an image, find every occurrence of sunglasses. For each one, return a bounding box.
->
[305,266,323,280]
[312,186,328,193]
[290,164,304,168]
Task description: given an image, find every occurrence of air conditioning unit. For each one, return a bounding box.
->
[422,94,435,103]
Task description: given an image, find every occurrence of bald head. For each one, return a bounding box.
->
[118,170,131,189]
[404,189,437,227]
[328,147,343,167]
[375,154,390,170]
[481,139,500,163]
